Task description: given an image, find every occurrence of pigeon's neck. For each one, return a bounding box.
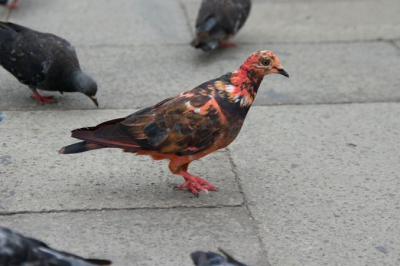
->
[217,67,264,108]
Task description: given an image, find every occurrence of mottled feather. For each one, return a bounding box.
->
[0,226,111,266]
[191,0,251,52]
[191,249,248,266]
[60,50,288,196]
[0,22,98,106]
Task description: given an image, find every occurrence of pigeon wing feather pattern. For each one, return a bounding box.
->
[0,226,111,266]
[0,22,98,106]
[191,249,248,266]
[191,0,251,52]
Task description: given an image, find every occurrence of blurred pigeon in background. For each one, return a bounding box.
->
[0,22,98,106]
[0,226,112,265]
[0,0,18,9]
[191,0,251,52]
[0,112,5,122]
[191,249,248,266]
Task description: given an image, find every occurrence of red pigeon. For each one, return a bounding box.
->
[59,50,289,196]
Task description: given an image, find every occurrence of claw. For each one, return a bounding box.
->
[176,170,218,196]
[31,91,56,104]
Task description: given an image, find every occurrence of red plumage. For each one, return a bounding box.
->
[59,50,289,196]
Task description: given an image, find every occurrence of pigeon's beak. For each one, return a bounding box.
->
[277,68,289,78]
[90,95,99,107]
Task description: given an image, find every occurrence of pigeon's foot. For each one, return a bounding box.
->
[176,170,218,196]
[6,0,18,8]
[31,91,56,104]
[218,42,236,48]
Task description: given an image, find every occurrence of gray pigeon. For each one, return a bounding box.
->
[0,0,18,9]
[191,0,251,52]
[0,226,111,266]
[191,249,248,266]
[0,112,5,122]
[0,22,98,106]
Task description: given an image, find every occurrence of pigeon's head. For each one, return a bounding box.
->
[242,50,289,78]
[74,71,99,107]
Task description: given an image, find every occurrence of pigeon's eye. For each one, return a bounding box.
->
[261,59,270,66]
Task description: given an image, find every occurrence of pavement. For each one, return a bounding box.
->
[0,0,400,265]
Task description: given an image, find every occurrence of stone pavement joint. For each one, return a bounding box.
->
[0,204,247,217]
[177,0,194,38]
[227,147,272,266]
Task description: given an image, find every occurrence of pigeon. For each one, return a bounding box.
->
[0,22,98,106]
[0,112,5,122]
[191,0,251,52]
[0,0,18,9]
[59,50,288,196]
[0,226,111,266]
[191,249,248,266]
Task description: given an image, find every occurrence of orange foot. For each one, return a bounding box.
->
[218,42,236,48]
[6,0,18,8]
[175,171,218,196]
[31,91,56,104]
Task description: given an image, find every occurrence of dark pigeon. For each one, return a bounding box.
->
[0,226,111,266]
[191,249,248,266]
[0,22,98,106]
[0,112,5,122]
[0,0,18,9]
[191,0,251,52]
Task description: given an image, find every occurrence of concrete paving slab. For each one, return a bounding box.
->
[394,40,400,50]
[0,110,242,213]
[182,0,400,43]
[0,207,266,266]
[1,42,399,111]
[230,103,400,265]
[0,6,9,20]
[8,0,191,46]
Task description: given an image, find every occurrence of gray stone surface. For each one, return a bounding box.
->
[183,0,400,43]
[1,42,400,111]
[1,1,400,265]
[0,207,265,266]
[394,40,400,50]
[8,0,191,46]
[0,6,9,20]
[0,110,242,213]
[230,103,400,265]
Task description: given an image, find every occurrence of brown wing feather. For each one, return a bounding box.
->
[68,86,223,156]
[120,87,222,155]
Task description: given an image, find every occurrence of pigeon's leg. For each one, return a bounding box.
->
[218,34,236,48]
[30,90,55,104]
[138,149,219,195]
[172,163,218,196]
[218,42,236,48]
[6,0,18,8]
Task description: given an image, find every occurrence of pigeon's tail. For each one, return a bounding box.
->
[59,118,144,155]
[78,259,112,265]
[59,141,105,154]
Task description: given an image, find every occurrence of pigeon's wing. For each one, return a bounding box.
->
[83,85,223,156]
[219,249,248,266]
[191,249,248,266]
[192,0,251,51]
[121,86,224,155]
[191,251,223,265]
[0,22,78,87]
[0,226,111,266]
